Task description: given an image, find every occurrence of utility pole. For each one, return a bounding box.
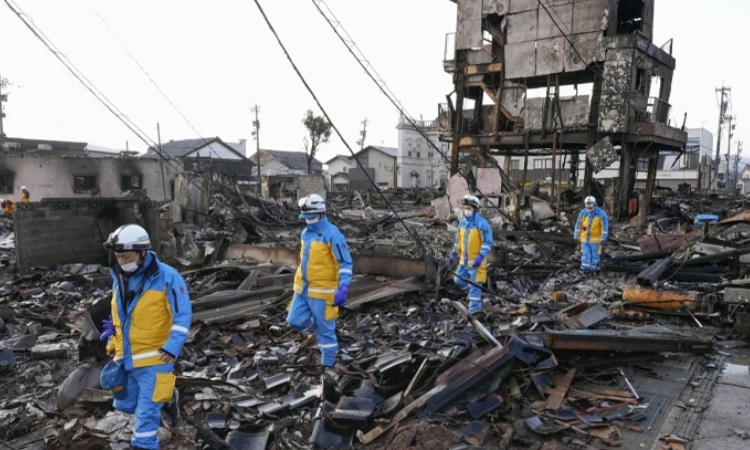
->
[726,115,735,190]
[713,85,730,190]
[252,105,261,195]
[736,140,744,194]
[357,118,368,150]
[0,73,7,138]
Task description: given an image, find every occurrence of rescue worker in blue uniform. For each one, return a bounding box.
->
[287,194,353,370]
[448,195,493,314]
[99,224,192,450]
[574,196,609,271]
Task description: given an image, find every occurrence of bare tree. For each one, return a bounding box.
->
[302,109,332,174]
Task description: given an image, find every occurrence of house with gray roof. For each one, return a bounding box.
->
[142,137,254,182]
[248,149,323,176]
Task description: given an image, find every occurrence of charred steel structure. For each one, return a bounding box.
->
[442,0,687,211]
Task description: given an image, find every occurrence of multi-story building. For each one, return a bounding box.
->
[396,116,450,188]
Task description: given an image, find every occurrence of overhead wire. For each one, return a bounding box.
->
[1,0,210,194]
[310,0,568,260]
[86,0,234,164]
[250,0,439,272]
[4,0,263,228]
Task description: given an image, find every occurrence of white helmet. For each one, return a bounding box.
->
[584,196,596,206]
[298,194,326,218]
[103,224,151,251]
[462,195,481,209]
[21,186,27,190]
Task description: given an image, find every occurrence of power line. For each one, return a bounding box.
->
[311,0,565,259]
[2,0,229,200]
[251,0,438,273]
[86,1,234,164]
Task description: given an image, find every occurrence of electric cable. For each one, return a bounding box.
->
[3,0,248,210]
[311,0,568,260]
[251,0,439,275]
[86,0,235,164]
[1,0,218,196]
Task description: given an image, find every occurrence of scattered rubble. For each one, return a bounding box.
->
[1,187,750,449]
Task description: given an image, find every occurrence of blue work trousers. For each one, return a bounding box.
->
[454,265,483,313]
[286,293,338,366]
[113,363,175,449]
[580,242,602,271]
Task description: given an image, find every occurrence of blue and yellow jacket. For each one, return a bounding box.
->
[574,206,609,244]
[107,252,192,370]
[293,216,353,320]
[451,212,493,283]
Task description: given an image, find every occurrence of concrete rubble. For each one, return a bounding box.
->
[1,186,750,450]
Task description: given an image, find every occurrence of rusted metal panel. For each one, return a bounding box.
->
[637,231,701,254]
[536,37,565,76]
[537,2,572,40]
[456,0,483,50]
[505,41,536,79]
[571,0,609,34]
[506,9,538,44]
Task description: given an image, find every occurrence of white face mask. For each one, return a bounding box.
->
[463,208,474,217]
[305,216,320,225]
[120,261,139,273]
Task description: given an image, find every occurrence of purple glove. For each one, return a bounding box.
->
[447,252,457,266]
[100,316,115,341]
[333,284,348,307]
[472,255,484,268]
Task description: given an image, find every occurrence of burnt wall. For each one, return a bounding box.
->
[14,198,159,271]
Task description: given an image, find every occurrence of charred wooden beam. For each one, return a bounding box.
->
[636,256,673,286]
[542,330,712,354]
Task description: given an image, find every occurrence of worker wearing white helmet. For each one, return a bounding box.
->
[100,224,192,450]
[574,196,609,271]
[20,186,30,203]
[287,194,353,369]
[447,195,494,313]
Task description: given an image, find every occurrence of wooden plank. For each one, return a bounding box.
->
[544,368,576,410]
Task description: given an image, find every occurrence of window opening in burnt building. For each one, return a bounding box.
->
[617,0,645,34]
[73,175,98,193]
[0,173,14,194]
[121,175,143,190]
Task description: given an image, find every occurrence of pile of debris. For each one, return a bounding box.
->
[1,187,750,449]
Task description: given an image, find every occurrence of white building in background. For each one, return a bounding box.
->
[396,116,450,188]
[324,155,352,178]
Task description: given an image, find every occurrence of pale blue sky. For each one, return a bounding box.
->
[0,0,746,162]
